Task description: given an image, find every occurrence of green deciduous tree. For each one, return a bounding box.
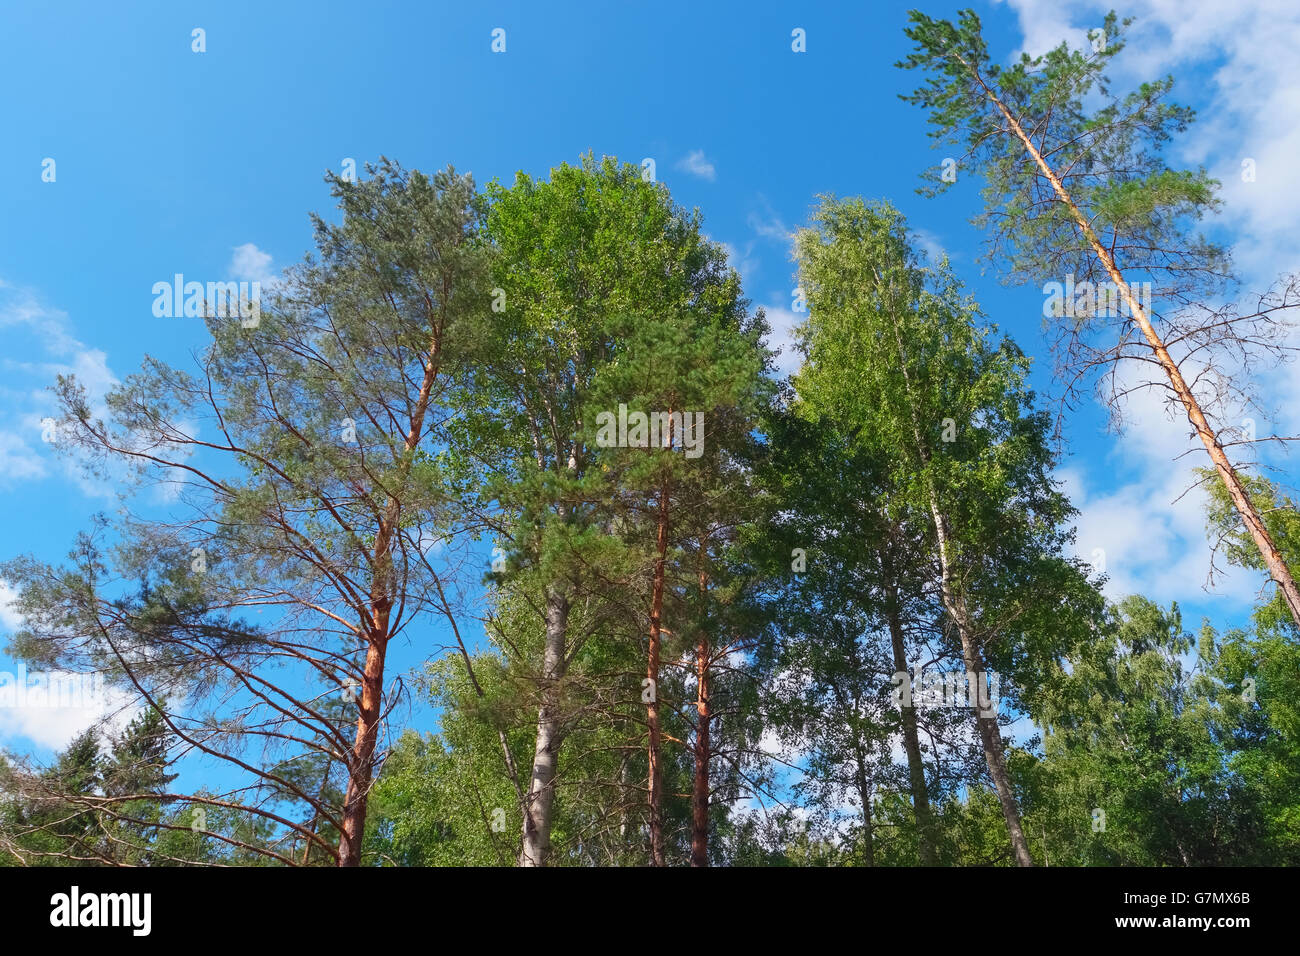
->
[790,195,1099,865]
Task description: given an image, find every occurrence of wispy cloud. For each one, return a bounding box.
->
[1059,373,1261,610]
[0,580,24,632]
[911,227,952,266]
[717,239,759,286]
[747,196,791,243]
[0,430,46,486]
[675,149,716,182]
[0,283,120,495]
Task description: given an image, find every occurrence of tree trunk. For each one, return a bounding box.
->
[972,673,1032,865]
[519,585,569,866]
[884,580,938,865]
[969,67,1300,632]
[646,476,670,867]
[338,631,387,866]
[853,758,875,866]
[690,556,711,868]
[337,314,447,866]
[929,502,1033,866]
[883,302,1033,866]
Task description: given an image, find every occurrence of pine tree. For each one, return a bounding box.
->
[900,8,1300,630]
[1,160,490,865]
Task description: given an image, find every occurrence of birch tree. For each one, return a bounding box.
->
[793,196,1096,865]
[755,411,947,865]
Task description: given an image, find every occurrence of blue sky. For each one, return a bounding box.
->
[2,0,1297,778]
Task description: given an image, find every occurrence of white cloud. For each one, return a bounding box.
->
[0,672,140,751]
[675,149,717,182]
[747,197,792,244]
[757,725,786,760]
[0,431,46,486]
[911,227,952,266]
[0,283,122,498]
[229,242,275,283]
[717,239,759,286]
[0,287,79,357]
[1060,377,1262,609]
[0,581,23,632]
[60,347,116,406]
[761,302,803,379]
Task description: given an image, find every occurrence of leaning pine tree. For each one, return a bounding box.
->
[900,9,1300,631]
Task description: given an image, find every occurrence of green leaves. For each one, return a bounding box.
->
[1199,467,1300,639]
[1026,596,1292,865]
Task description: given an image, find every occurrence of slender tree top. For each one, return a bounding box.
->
[898,8,1228,302]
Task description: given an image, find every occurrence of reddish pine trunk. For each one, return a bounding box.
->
[337,318,444,866]
[690,560,711,868]
[337,623,388,866]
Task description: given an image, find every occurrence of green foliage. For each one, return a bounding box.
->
[791,195,1100,718]
[3,150,1296,869]
[1026,597,1290,864]
[1199,467,1300,638]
